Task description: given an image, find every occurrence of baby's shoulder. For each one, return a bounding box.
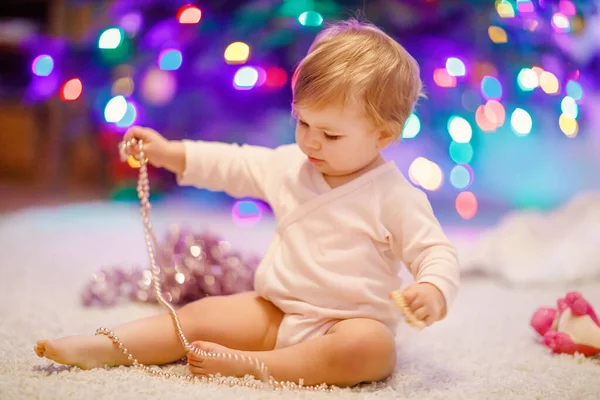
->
[374,166,430,213]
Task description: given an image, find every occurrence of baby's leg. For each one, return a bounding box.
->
[34,291,283,370]
[187,318,396,387]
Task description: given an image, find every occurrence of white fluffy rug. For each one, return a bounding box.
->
[1,200,599,400]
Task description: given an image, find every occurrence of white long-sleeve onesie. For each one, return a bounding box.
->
[178,140,460,348]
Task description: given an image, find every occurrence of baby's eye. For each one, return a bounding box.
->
[324,132,341,140]
[299,120,308,127]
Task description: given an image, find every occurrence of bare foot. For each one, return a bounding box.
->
[34,336,115,369]
[186,341,264,380]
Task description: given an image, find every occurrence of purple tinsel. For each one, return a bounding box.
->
[81,225,259,307]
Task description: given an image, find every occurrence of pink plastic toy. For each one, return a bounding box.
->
[530,291,600,357]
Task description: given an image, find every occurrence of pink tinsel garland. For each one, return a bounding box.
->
[81,225,259,307]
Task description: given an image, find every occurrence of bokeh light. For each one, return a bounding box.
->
[402,113,421,139]
[177,5,202,24]
[120,12,143,35]
[433,68,456,88]
[476,105,497,132]
[450,164,473,189]
[566,80,583,101]
[112,77,134,96]
[517,68,538,91]
[298,11,323,27]
[551,13,570,32]
[158,49,183,71]
[559,0,577,15]
[456,191,478,219]
[449,141,474,164]
[539,71,559,94]
[98,28,124,49]
[488,26,508,43]
[510,108,533,136]
[141,68,177,106]
[32,55,54,76]
[483,99,506,127]
[234,66,259,90]
[224,42,250,64]
[60,78,83,101]
[116,102,138,128]
[408,157,444,191]
[265,67,288,88]
[446,57,466,77]
[232,201,262,226]
[496,1,515,18]
[560,96,578,119]
[481,76,502,99]
[104,95,128,123]
[447,116,472,143]
[559,114,578,138]
[517,0,535,12]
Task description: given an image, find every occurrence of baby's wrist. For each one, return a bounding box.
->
[419,282,446,313]
[165,140,186,175]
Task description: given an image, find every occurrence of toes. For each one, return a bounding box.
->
[188,363,205,376]
[34,340,47,357]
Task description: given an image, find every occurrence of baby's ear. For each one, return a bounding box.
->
[376,128,395,149]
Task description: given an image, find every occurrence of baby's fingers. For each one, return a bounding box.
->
[123,126,153,143]
[413,306,430,323]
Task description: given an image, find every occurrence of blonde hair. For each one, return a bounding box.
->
[292,19,424,140]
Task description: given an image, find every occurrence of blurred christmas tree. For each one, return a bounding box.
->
[13,0,600,214]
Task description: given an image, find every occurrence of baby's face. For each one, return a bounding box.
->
[294,102,385,178]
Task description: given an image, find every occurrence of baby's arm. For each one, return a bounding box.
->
[386,189,460,319]
[176,140,280,201]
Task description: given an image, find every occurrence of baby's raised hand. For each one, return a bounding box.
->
[398,283,446,327]
[122,126,184,172]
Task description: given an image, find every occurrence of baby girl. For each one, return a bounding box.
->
[35,19,460,387]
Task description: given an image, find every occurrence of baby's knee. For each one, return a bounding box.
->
[329,319,396,381]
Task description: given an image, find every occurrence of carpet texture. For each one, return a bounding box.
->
[1,201,599,400]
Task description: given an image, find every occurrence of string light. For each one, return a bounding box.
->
[488,26,508,43]
[98,28,124,49]
[402,113,421,139]
[450,164,473,190]
[158,49,183,71]
[104,95,128,123]
[298,11,323,27]
[517,68,538,91]
[177,5,202,24]
[408,157,443,191]
[539,71,559,94]
[224,42,250,64]
[60,78,83,101]
[233,66,259,90]
[510,108,533,136]
[447,116,472,143]
[32,55,53,76]
[496,1,515,18]
[456,191,478,219]
[433,68,457,88]
[481,76,502,99]
[446,58,466,77]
